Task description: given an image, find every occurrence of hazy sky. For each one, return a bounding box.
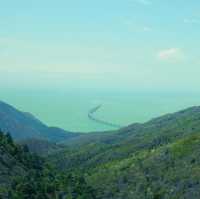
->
[1,0,200,92]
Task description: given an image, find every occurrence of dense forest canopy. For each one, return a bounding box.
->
[0,130,96,199]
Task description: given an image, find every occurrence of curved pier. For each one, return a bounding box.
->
[88,105,122,128]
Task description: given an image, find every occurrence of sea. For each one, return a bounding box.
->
[1,89,200,132]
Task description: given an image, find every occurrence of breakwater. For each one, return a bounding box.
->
[88,104,122,128]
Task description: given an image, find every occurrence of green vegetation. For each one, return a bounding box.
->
[0,130,96,199]
[49,106,200,199]
[2,105,200,198]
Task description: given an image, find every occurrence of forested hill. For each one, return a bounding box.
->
[2,103,200,198]
[0,130,96,199]
[48,106,200,199]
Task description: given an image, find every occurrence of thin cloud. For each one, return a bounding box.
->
[158,48,183,61]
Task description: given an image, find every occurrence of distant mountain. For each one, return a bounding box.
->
[0,100,81,142]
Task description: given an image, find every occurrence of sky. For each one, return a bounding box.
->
[1,0,200,93]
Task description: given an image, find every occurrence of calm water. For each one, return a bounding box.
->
[1,89,200,132]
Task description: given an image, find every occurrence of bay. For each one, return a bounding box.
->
[1,89,200,132]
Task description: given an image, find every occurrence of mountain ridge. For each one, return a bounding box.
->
[47,105,200,199]
[0,100,81,142]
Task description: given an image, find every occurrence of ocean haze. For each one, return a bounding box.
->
[1,0,200,131]
[1,89,200,132]
[1,1,200,94]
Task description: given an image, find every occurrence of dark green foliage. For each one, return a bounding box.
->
[0,130,96,199]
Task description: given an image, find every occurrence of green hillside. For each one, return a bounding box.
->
[2,105,200,198]
[0,130,95,199]
[48,106,200,199]
[50,106,200,170]
[84,133,200,199]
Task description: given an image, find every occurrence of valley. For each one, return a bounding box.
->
[1,1,199,198]
[1,101,200,198]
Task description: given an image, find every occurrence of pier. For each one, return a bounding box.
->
[88,105,122,128]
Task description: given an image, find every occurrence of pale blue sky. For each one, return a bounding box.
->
[1,0,200,92]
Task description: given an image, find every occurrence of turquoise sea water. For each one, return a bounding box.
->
[1,89,200,132]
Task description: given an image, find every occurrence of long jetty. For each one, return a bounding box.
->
[88,104,122,128]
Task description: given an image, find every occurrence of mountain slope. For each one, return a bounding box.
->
[48,106,200,198]
[2,103,200,198]
[19,138,64,156]
[0,100,81,142]
[52,106,200,171]
[0,131,44,198]
[85,133,200,199]
[0,130,96,199]
[64,106,200,147]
